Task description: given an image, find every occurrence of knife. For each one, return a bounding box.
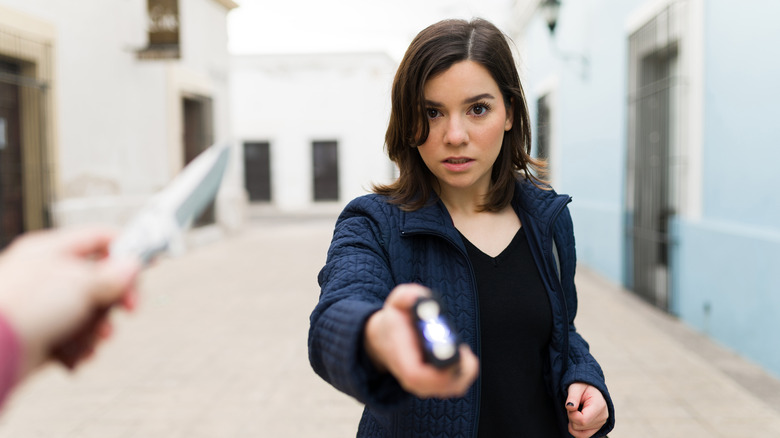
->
[110,143,230,264]
[53,143,229,368]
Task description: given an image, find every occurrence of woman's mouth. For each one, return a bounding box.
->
[444,158,471,164]
[442,157,474,171]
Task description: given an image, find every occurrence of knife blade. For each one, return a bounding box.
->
[110,143,230,264]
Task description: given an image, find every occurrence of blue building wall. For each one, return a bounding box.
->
[673,0,780,376]
[523,0,780,378]
[700,0,780,228]
[524,0,646,284]
[673,219,780,375]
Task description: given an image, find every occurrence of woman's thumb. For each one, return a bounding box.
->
[566,383,586,412]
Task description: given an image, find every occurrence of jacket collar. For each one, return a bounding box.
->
[513,179,572,231]
[398,196,458,240]
[398,178,571,238]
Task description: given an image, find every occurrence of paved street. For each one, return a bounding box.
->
[1,214,780,437]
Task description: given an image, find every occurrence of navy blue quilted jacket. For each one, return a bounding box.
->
[309,179,615,437]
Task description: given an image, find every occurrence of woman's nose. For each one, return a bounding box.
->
[443,116,468,146]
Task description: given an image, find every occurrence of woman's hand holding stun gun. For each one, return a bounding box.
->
[363,284,479,399]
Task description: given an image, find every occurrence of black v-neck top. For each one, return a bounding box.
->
[459,228,561,437]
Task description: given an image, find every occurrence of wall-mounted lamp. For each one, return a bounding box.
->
[538,0,589,80]
[539,0,561,34]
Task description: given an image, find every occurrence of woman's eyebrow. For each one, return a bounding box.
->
[463,93,495,104]
[424,93,496,107]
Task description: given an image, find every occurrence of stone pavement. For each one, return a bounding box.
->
[1,214,780,437]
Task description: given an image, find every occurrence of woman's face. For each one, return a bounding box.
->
[417,60,512,199]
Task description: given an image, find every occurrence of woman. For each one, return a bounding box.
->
[309,18,614,437]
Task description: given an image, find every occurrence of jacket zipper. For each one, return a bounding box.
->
[402,229,482,437]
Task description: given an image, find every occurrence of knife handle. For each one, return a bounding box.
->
[51,306,111,369]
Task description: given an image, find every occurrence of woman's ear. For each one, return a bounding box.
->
[505,97,514,131]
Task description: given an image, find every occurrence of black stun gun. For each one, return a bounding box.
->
[412,296,460,368]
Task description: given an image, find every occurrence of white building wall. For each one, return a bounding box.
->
[231,53,396,212]
[0,0,244,231]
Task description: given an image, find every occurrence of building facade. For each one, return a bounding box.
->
[231,52,397,213]
[0,0,245,248]
[516,0,780,377]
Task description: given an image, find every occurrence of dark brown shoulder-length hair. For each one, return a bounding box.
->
[373,18,547,211]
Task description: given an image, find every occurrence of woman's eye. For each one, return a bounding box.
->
[471,104,489,116]
[426,109,441,119]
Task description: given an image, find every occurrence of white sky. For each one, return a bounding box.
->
[228,0,520,61]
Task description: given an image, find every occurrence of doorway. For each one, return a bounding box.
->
[182,95,215,226]
[0,60,23,248]
[536,93,552,178]
[243,141,271,202]
[626,4,684,311]
[631,47,677,309]
[312,140,339,201]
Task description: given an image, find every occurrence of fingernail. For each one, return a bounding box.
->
[566,402,575,407]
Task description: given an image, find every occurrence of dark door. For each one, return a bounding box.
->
[243,141,271,202]
[0,60,24,249]
[312,141,338,201]
[630,47,677,310]
[183,96,215,226]
[536,93,552,178]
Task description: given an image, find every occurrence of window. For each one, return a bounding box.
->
[138,0,180,59]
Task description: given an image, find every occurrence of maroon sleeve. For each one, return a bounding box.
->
[0,311,21,409]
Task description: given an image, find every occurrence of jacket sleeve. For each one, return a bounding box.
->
[308,197,410,410]
[554,207,616,437]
